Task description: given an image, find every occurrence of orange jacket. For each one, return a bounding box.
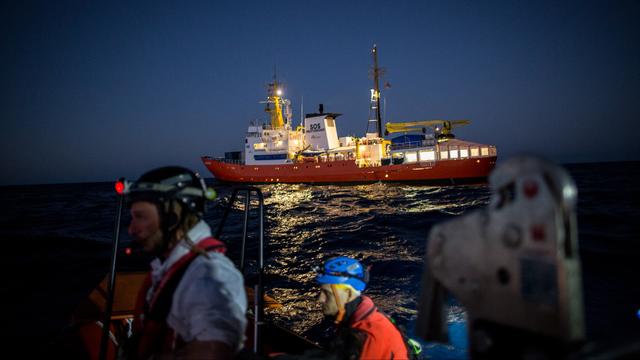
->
[348,296,409,360]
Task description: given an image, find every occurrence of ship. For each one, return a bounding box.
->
[202,45,497,184]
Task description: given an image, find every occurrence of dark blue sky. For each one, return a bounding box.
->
[2,1,639,185]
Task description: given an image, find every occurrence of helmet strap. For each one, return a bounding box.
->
[159,201,182,256]
[331,284,346,324]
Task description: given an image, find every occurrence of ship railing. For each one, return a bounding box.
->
[208,157,245,165]
[294,152,356,164]
[356,158,382,168]
[260,124,290,131]
[390,139,436,151]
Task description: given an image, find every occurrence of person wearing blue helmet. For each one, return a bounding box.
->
[315,256,413,360]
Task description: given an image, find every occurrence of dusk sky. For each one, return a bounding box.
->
[2,0,639,185]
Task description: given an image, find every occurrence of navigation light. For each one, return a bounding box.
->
[115,180,125,194]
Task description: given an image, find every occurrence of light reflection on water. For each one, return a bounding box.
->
[215,182,490,353]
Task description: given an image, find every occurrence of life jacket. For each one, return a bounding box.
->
[131,237,227,359]
[348,296,410,360]
[75,320,121,360]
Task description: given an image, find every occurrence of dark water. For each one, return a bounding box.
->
[1,161,639,358]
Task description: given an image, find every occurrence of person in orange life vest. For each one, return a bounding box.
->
[316,256,410,360]
[125,166,247,359]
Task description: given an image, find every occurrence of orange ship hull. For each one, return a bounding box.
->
[201,156,497,184]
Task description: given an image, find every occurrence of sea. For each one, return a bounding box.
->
[1,161,639,358]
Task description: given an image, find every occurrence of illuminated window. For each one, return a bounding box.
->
[460,148,469,158]
[419,150,435,161]
[450,149,459,159]
[440,151,449,160]
[405,152,418,163]
[470,148,479,157]
[481,147,489,156]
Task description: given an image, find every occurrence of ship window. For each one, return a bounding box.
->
[419,150,435,161]
[470,147,479,157]
[460,148,469,158]
[405,152,418,163]
[481,147,489,156]
[450,149,459,159]
[440,151,449,160]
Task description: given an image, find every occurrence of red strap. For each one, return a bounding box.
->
[148,237,226,310]
[133,274,152,334]
[133,237,227,358]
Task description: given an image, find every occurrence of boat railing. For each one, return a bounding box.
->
[390,139,436,151]
[390,141,422,150]
[215,187,265,354]
[209,157,245,165]
[294,152,356,164]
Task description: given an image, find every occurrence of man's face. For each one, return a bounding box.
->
[318,284,348,316]
[128,201,163,253]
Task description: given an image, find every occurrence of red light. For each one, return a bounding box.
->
[125,247,132,256]
[523,180,538,198]
[531,224,546,241]
[115,181,125,194]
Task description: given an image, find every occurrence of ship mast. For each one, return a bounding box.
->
[367,44,384,138]
[263,70,290,129]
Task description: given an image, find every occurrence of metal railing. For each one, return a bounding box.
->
[215,187,265,355]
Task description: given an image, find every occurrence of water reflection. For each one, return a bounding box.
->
[251,182,490,347]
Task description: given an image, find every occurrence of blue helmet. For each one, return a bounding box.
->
[316,256,369,291]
